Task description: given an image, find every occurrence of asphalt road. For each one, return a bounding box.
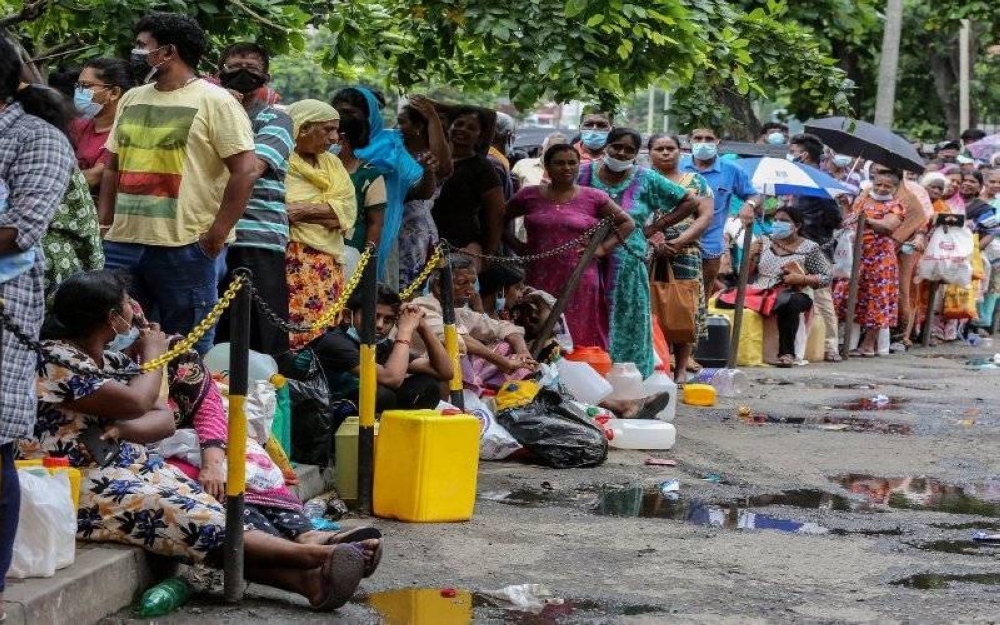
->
[102,341,1000,624]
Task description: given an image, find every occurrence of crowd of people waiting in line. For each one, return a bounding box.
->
[1,10,998,617]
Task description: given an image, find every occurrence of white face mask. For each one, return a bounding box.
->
[604,154,634,173]
[870,192,895,202]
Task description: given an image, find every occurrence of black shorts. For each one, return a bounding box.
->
[243,504,312,540]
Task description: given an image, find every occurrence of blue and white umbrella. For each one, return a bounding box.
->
[733,157,854,199]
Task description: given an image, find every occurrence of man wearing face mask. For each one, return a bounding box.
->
[682,127,762,299]
[756,122,788,146]
[490,112,516,199]
[786,133,843,362]
[99,13,257,354]
[213,42,294,357]
[574,110,613,164]
[311,284,454,414]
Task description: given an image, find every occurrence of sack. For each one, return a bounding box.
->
[246,380,277,444]
[832,228,855,279]
[463,390,523,460]
[943,283,978,321]
[497,390,608,469]
[158,428,201,466]
[280,349,334,466]
[708,298,764,367]
[9,470,76,578]
[650,262,699,344]
[917,226,974,286]
[971,234,984,281]
[717,285,786,317]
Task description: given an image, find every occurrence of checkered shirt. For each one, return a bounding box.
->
[0,103,73,444]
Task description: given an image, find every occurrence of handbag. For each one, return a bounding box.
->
[650,260,699,344]
[716,284,786,317]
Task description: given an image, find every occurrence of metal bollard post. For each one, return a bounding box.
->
[224,270,251,603]
[438,251,465,410]
[357,248,379,516]
[840,214,867,360]
[728,223,755,369]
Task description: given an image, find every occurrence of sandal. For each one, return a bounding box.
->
[322,526,383,578]
[633,392,672,420]
[311,544,364,612]
[776,354,794,368]
[824,351,842,363]
[848,349,876,358]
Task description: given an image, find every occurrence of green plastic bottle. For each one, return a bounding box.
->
[137,576,192,617]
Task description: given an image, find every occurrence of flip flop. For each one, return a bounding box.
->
[323,526,382,546]
[633,392,671,420]
[311,544,364,612]
[353,539,383,578]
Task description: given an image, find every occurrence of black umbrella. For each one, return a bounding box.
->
[804,117,925,173]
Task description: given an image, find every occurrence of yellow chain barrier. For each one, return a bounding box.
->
[307,243,375,332]
[400,244,446,301]
[140,274,246,373]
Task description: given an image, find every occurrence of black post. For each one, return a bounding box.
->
[922,281,939,348]
[224,269,251,603]
[841,214,867,360]
[357,249,379,516]
[727,224,755,369]
[530,220,613,359]
[438,252,465,409]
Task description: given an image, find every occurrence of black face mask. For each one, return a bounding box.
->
[219,68,267,94]
[129,52,150,82]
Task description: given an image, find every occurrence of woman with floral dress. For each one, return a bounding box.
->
[835,171,905,357]
[22,271,371,611]
[578,128,701,377]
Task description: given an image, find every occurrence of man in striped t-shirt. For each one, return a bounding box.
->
[99,13,257,353]
[215,43,295,356]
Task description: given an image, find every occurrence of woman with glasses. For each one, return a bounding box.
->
[70,58,133,199]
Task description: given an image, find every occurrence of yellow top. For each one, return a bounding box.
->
[286,151,357,259]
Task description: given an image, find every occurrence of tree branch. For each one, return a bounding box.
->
[0,0,50,29]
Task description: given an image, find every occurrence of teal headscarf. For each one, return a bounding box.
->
[346,87,424,279]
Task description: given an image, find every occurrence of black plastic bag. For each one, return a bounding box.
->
[496,390,608,468]
[279,349,334,466]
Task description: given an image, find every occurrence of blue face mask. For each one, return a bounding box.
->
[770,221,793,239]
[329,144,342,156]
[691,142,718,161]
[347,322,389,345]
[581,130,609,150]
[73,87,103,119]
[832,154,853,168]
[107,315,139,352]
[766,132,785,145]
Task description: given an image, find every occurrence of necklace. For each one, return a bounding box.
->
[544,184,578,209]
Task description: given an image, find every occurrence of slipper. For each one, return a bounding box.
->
[352,539,383,578]
[776,354,794,368]
[633,392,671,420]
[849,349,876,358]
[824,351,842,363]
[311,544,364,612]
[323,526,382,546]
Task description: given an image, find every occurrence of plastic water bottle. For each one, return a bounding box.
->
[137,576,192,617]
[711,369,750,397]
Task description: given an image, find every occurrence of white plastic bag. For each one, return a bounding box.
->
[462,390,522,460]
[832,228,855,279]
[246,380,277,444]
[9,470,76,578]
[157,428,201,467]
[917,226,974,286]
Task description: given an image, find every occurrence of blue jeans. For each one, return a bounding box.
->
[0,443,19,593]
[103,241,227,354]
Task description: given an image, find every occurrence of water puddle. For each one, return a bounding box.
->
[832,475,1000,516]
[362,587,665,624]
[931,521,1000,531]
[817,416,913,435]
[909,539,1000,556]
[891,572,1000,589]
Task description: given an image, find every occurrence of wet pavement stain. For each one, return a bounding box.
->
[931,521,1000,531]
[891,572,1000,589]
[908,539,1000,556]
[818,416,913,435]
[832,475,1000,517]
[360,587,667,624]
[837,396,909,411]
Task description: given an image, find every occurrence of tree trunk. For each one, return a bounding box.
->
[874,0,903,128]
[713,86,760,141]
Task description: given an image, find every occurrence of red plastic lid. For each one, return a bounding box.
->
[440,408,463,416]
[480,389,497,397]
[43,456,70,468]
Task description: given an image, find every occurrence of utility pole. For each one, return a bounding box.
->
[662,90,671,134]
[874,0,903,128]
[647,87,655,135]
[959,19,971,132]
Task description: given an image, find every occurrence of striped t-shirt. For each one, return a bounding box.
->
[234,104,294,253]
[105,79,255,247]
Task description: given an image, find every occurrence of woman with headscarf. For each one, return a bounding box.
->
[285,100,357,349]
[331,87,426,287]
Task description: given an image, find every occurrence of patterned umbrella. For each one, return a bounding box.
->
[733,157,854,199]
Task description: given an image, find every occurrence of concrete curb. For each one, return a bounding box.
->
[3,464,332,625]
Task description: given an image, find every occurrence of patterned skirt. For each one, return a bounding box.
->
[76,450,226,565]
[286,242,345,350]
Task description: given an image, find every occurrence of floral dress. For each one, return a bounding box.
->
[835,197,905,329]
[580,163,688,377]
[42,168,104,301]
[20,342,226,564]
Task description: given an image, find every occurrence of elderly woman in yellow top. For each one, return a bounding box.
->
[285,100,358,349]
